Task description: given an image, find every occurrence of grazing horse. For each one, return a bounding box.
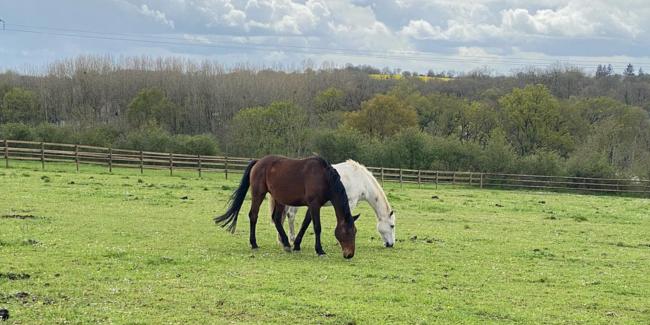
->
[214,155,359,259]
[271,159,396,248]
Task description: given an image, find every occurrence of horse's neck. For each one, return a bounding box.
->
[329,186,351,222]
[361,172,391,219]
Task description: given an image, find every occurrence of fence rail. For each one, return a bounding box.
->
[2,139,649,196]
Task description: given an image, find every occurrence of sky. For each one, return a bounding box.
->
[2,0,650,75]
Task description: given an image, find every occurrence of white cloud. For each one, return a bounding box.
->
[199,0,247,27]
[264,50,287,61]
[140,4,175,28]
[110,1,176,28]
[6,0,650,74]
[307,0,330,17]
[243,0,324,34]
[401,20,447,40]
[401,0,646,42]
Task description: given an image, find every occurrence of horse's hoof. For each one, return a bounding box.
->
[318,254,328,258]
[293,249,301,254]
[252,247,259,251]
[283,246,291,252]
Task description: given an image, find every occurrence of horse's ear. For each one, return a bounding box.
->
[353,214,360,221]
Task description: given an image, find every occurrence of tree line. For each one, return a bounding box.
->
[1,55,650,179]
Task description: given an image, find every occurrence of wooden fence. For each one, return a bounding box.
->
[2,139,649,196]
[0,139,253,179]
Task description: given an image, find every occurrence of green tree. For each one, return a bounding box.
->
[1,88,40,125]
[565,147,614,178]
[344,94,417,138]
[562,96,650,175]
[126,87,179,133]
[623,63,635,76]
[228,101,309,157]
[313,88,344,114]
[124,119,173,152]
[500,84,573,156]
[311,127,367,163]
[382,128,435,169]
[0,84,14,111]
[387,81,420,106]
[173,134,221,156]
[0,122,36,141]
[513,150,565,176]
[77,125,122,148]
[479,128,517,173]
[34,123,75,144]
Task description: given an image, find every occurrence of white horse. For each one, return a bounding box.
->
[271,159,396,247]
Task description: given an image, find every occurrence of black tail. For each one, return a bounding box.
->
[214,159,258,233]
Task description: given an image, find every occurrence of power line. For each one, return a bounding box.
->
[1,28,537,67]
[7,23,618,66]
[3,23,649,70]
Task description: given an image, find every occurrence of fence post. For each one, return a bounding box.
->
[4,139,9,169]
[198,155,202,178]
[139,151,143,174]
[75,145,79,171]
[109,148,113,173]
[453,172,456,189]
[40,142,45,169]
[435,171,438,190]
[399,169,403,189]
[418,170,421,189]
[380,167,384,186]
[169,153,173,176]
[225,157,229,180]
[469,172,473,186]
[480,173,483,189]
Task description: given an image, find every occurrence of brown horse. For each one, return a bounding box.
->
[214,155,359,259]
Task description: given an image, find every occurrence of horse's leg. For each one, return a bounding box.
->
[287,207,297,243]
[248,190,265,250]
[310,204,327,257]
[292,209,312,252]
[272,200,292,252]
[277,206,297,245]
[276,205,285,246]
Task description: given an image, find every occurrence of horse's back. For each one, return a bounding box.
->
[254,155,328,206]
[333,160,373,202]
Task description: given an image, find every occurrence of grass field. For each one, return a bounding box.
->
[1,160,649,324]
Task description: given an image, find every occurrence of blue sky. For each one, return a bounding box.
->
[2,0,650,74]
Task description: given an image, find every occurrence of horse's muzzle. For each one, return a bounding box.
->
[385,242,394,248]
[343,252,354,259]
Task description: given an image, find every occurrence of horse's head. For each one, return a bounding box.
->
[377,209,396,247]
[335,214,359,259]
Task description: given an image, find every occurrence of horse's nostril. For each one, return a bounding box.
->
[385,242,394,248]
[344,253,354,259]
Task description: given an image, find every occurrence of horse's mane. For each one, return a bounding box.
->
[314,157,355,226]
[344,159,391,214]
[345,159,373,176]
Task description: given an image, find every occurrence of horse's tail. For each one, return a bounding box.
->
[214,159,258,233]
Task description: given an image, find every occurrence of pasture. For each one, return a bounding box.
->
[1,160,649,324]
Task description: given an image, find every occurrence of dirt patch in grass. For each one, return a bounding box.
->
[1,214,39,219]
[0,273,31,280]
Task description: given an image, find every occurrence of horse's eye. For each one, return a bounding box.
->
[390,225,395,229]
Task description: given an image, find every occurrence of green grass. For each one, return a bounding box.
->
[1,160,649,324]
